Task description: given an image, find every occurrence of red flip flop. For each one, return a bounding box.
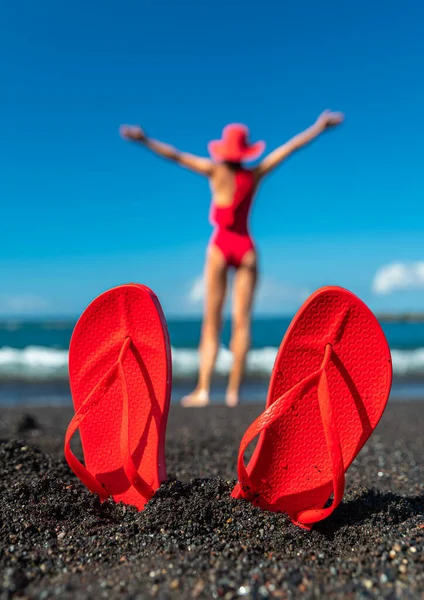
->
[232,286,392,529]
[64,284,171,509]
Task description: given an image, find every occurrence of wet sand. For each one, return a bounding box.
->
[0,402,423,599]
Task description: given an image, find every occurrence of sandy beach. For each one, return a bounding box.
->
[1,402,423,599]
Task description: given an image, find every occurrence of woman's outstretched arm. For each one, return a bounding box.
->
[120,125,214,177]
[255,110,344,179]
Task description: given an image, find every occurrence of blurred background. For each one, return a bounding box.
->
[1,0,423,404]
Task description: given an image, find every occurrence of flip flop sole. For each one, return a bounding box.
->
[232,286,392,521]
[68,284,171,508]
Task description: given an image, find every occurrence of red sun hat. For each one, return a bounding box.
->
[208,124,266,163]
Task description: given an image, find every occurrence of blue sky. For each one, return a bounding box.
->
[1,0,423,317]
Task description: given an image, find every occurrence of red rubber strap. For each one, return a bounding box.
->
[294,351,345,525]
[64,361,117,499]
[237,368,321,494]
[64,337,154,501]
[236,344,345,526]
[118,340,155,501]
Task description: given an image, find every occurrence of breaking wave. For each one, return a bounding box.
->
[0,345,423,381]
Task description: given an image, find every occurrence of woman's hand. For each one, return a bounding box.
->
[255,110,344,179]
[119,125,213,176]
[316,110,344,130]
[120,125,146,142]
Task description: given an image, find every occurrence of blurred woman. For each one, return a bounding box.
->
[120,110,343,406]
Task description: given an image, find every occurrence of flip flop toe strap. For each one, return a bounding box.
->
[236,370,319,496]
[64,337,155,501]
[236,344,345,526]
[294,360,345,526]
[117,340,155,501]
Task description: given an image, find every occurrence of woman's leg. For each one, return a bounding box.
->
[226,250,258,407]
[181,246,228,407]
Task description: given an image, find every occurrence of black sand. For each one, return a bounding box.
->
[0,403,423,599]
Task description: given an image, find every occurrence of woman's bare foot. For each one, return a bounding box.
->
[181,388,209,407]
[225,390,239,407]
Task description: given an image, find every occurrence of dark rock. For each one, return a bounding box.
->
[14,414,41,433]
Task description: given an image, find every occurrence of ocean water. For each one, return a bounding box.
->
[0,318,424,405]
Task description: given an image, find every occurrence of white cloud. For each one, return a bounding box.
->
[187,276,205,305]
[0,294,51,315]
[372,262,424,295]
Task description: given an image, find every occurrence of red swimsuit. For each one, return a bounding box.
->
[209,169,256,268]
